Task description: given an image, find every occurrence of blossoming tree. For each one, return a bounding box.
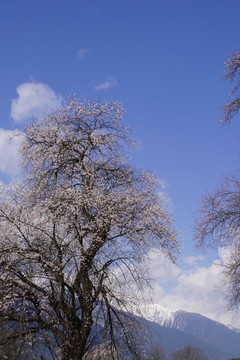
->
[0,97,178,360]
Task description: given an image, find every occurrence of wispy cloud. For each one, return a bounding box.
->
[94,77,118,91]
[0,129,21,179]
[158,178,169,190]
[183,255,204,266]
[158,178,174,211]
[11,82,62,122]
[77,48,90,60]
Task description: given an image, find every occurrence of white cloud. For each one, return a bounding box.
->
[157,178,174,212]
[11,82,62,122]
[94,77,118,91]
[146,249,240,328]
[183,255,204,266]
[147,249,181,283]
[77,48,90,59]
[158,178,169,190]
[0,129,21,179]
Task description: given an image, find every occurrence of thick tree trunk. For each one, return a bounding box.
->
[65,263,94,360]
[64,315,93,360]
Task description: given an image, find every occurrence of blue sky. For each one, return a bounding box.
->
[1,0,240,326]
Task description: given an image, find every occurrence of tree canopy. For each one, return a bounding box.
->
[171,346,208,360]
[0,97,178,360]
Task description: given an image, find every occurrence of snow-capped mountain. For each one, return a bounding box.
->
[140,304,240,360]
[140,304,179,327]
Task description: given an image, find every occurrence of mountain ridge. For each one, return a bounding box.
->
[139,304,240,359]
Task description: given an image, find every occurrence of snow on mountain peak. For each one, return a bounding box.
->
[139,303,183,327]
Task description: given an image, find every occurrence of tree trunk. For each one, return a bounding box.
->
[65,265,94,360]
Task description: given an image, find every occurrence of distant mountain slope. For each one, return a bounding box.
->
[140,304,240,360]
[173,310,240,356]
[145,320,230,360]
